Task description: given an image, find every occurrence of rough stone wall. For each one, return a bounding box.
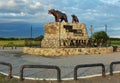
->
[23,47,113,56]
[41,22,88,48]
[117,47,120,52]
[41,39,60,48]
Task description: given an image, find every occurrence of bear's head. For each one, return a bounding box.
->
[48,9,56,15]
[71,14,76,18]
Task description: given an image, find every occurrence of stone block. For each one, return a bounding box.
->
[41,22,88,48]
[23,47,113,56]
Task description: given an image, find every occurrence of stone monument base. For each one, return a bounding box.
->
[23,47,113,56]
[41,22,89,48]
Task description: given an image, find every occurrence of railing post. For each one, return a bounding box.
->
[101,64,105,77]
[8,63,12,79]
[56,67,61,82]
[0,62,12,79]
[20,65,61,82]
[74,63,105,80]
[110,61,120,76]
[110,63,113,76]
[2,46,4,50]
[74,66,77,80]
[20,66,24,81]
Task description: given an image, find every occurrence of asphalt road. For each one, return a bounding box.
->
[0,47,120,82]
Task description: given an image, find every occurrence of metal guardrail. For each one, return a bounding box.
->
[2,61,120,81]
[20,65,61,82]
[110,61,120,76]
[0,62,12,78]
[74,63,105,80]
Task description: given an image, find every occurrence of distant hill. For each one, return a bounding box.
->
[0,22,44,38]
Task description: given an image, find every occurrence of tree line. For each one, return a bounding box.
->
[0,35,44,41]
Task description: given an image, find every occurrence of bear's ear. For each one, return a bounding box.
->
[71,14,75,17]
[48,9,53,11]
[51,9,55,11]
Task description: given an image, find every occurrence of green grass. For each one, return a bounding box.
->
[0,74,18,83]
[0,40,41,47]
[111,40,120,46]
[0,40,25,47]
[0,39,119,47]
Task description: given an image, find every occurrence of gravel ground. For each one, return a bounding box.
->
[0,47,120,81]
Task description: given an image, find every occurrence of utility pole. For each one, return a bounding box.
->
[105,24,109,46]
[105,24,107,34]
[89,25,94,39]
[30,25,32,39]
[89,25,94,47]
[30,25,32,47]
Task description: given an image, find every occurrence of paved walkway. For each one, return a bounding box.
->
[0,47,120,80]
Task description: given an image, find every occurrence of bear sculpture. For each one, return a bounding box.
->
[71,14,79,23]
[48,9,68,22]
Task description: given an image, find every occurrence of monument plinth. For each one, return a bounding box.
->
[23,9,113,56]
[23,22,113,56]
[41,22,88,48]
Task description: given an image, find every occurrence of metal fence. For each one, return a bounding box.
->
[110,61,120,76]
[20,65,61,82]
[1,62,120,81]
[0,62,12,79]
[74,63,105,80]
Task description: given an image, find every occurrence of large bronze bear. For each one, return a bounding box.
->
[48,9,68,22]
[71,14,79,23]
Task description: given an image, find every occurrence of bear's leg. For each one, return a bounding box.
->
[55,17,57,22]
[56,18,60,22]
[61,18,63,22]
[64,16,68,22]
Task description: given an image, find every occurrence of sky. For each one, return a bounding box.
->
[0,0,120,38]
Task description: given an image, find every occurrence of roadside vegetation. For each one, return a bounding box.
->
[92,31,120,46]
[110,38,120,46]
[0,74,18,83]
[0,35,120,47]
[0,35,44,47]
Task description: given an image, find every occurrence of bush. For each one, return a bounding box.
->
[92,31,109,46]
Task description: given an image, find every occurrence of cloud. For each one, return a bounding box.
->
[30,2,42,9]
[22,0,29,4]
[109,27,120,31]
[0,0,119,25]
[0,0,17,8]
[7,0,16,7]
[0,0,120,37]
[0,12,26,17]
[110,36,120,38]
[99,0,120,5]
